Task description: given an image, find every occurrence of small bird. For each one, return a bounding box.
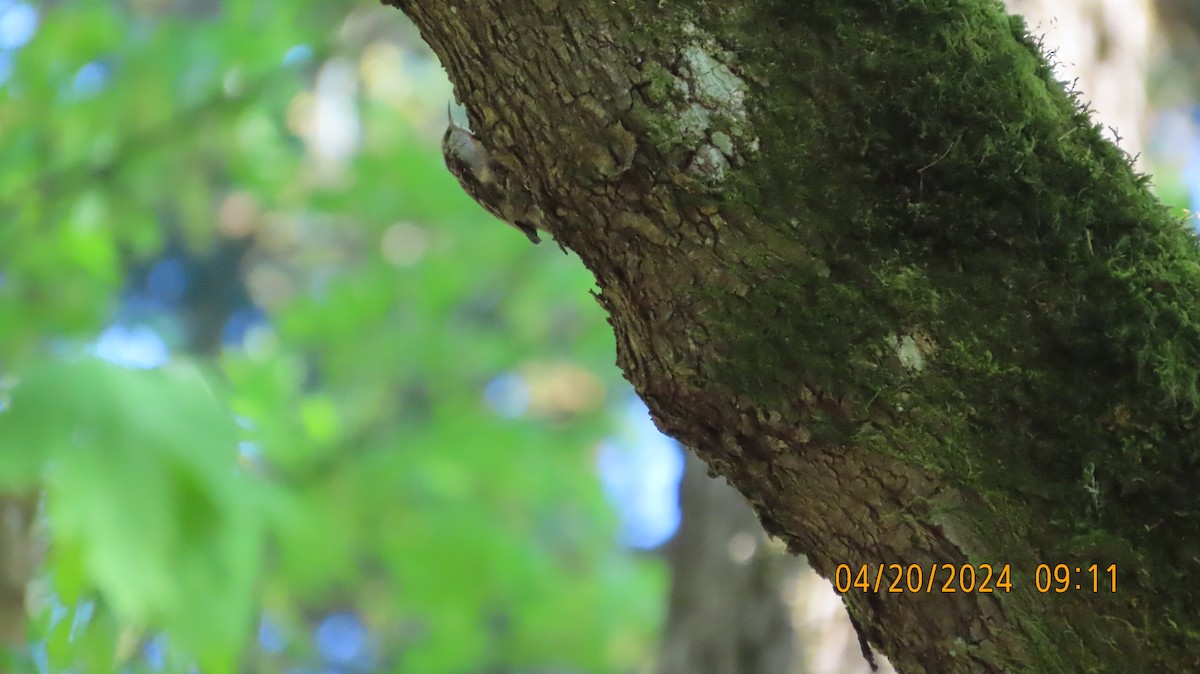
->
[441,103,542,244]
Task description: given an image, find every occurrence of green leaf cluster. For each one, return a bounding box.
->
[0,0,664,671]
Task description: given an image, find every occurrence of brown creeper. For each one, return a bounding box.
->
[442,104,542,244]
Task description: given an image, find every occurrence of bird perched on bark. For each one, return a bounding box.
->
[441,104,543,245]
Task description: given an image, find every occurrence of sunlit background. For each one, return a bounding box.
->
[0,1,1192,673]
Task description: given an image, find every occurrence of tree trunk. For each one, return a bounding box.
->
[390,1,1200,671]
[657,451,802,674]
[0,494,36,665]
[658,4,1155,672]
[661,451,897,674]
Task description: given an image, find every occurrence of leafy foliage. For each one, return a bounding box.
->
[0,0,664,671]
[1,359,260,672]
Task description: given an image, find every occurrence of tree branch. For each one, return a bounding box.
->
[389,1,1200,671]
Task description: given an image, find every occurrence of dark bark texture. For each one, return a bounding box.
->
[388,1,1200,671]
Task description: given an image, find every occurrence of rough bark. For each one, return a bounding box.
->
[389,1,1200,671]
[657,5,1153,673]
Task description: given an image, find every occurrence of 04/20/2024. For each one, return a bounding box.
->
[833,563,1118,594]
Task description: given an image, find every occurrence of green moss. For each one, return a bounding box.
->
[665,0,1200,668]
[640,61,684,107]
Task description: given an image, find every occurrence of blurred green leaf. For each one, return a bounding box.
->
[0,0,664,671]
[0,358,261,672]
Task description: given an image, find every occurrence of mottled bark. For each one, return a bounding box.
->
[390,1,1200,671]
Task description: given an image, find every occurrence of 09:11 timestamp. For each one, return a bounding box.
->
[1035,563,1117,593]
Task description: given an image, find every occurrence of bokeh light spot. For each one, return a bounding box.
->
[0,1,37,50]
[484,372,531,419]
[94,324,169,369]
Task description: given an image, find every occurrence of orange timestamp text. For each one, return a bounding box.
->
[834,563,1013,594]
[834,563,1119,594]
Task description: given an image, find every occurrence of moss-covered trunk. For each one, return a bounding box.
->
[389,0,1200,671]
